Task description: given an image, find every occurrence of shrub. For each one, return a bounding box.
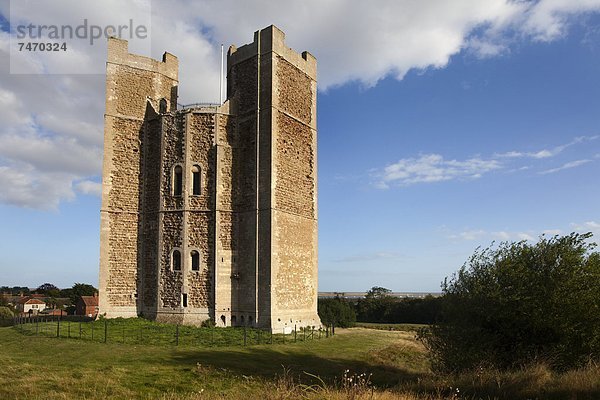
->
[318,297,356,328]
[0,306,13,319]
[419,233,600,372]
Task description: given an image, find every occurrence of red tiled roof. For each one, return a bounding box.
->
[18,297,45,305]
[80,296,98,307]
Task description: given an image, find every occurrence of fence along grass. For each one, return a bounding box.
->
[13,316,333,347]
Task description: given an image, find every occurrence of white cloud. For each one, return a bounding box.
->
[0,166,75,210]
[1,1,600,209]
[496,136,599,160]
[516,232,535,241]
[571,221,600,236]
[449,230,487,241]
[540,159,593,175]
[450,228,565,243]
[374,136,598,189]
[375,154,501,188]
[521,0,600,42]
[76,180,102,196]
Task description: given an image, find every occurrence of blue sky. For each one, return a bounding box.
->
[0,1,599,292]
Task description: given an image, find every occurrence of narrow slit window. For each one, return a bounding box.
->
[172,250,181,271]
[182,293,188,308]
[173,165,183,196]
[191,250,200,271]
[192,165,201,195]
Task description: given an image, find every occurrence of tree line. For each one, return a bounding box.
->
[318,287,442,328]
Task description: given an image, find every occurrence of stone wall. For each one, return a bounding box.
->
[276,56,312,124]
[99,36,178,318]
[140,115,162,309]
[188,113,214,210]
[160,212,183,308]
[106,212,138,307]
[272,211,316,310]
[187,211,212,308]
[161,114,185,210]
[274,111,315,218]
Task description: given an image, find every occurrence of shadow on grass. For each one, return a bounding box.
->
[169,345,423,388]
[170,347,600,400]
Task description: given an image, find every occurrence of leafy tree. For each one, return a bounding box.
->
[366,286,392,299]
[35,283,60,297]
[0,286,30,295]
[65,283,97,305]
[318,297,356,328]
[0,306,12,319]
[356,286,395,322]
[419,233,600,372]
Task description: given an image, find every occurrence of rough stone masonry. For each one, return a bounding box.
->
[98,25,321,331]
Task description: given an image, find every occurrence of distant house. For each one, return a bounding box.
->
[16,297,46,315]
[43,308,67,317]
[76,293,99,317]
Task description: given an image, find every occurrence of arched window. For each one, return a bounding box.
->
[173,165,183,196]
[191,165,201,195]
[191,250,200,271]
[231,315,237,325]
[159,98,168,113]
[172,249,181,271]
[240,315,245,325]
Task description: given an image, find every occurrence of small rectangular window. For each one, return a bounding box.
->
[173,166,183,196]
[192,168,201,195]
[191,251,200,271]
[172,250,181,271]
[182,293,188,308]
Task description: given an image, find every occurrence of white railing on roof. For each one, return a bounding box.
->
[177,102,221,110]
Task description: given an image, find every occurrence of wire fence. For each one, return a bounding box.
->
[12,315,335,347]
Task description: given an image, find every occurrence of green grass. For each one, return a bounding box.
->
[2,322,600,399]
[14,317,324,347]
[0,325,426,399]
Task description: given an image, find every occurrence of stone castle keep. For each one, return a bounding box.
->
[98,25,321,331]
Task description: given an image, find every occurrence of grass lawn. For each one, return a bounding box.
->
[0,325,427,399]
[2,322,600,399]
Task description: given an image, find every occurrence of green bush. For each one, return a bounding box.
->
[318,297,356,328]
[419,233,600,372]
[0,306,13,319]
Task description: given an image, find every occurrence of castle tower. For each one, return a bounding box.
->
[98,38,178,318]
[98,26,320,331]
